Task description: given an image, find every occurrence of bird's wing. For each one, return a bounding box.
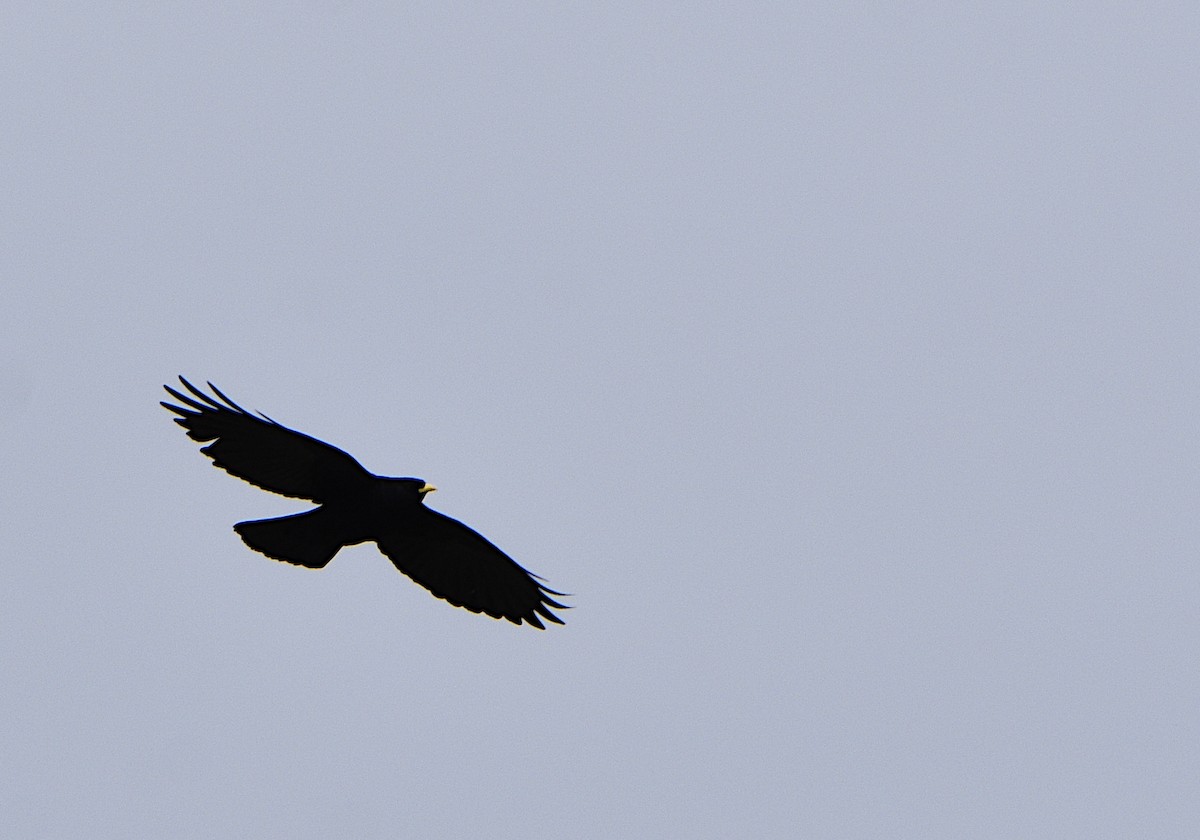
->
[161,377,373,502]
[376,508,568,629]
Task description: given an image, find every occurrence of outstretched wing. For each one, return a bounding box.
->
[161,377,373,502]
[376,508,568,629]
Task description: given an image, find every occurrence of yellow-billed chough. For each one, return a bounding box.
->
[162,377,567,628]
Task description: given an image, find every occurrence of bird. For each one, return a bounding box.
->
[161,377,567,628]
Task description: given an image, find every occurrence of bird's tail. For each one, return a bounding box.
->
[233,507,346,569]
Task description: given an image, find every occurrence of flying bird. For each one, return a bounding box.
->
[161,377,567,628]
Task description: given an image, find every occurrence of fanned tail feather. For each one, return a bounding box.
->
[233,507,346,569]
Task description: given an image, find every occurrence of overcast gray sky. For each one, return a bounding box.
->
[2,3,1198,838]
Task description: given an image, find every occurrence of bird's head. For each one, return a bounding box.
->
[380,477,437,506]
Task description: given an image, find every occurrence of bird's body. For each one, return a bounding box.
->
[162,377,567,628]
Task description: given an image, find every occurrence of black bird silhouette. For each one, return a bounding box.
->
[162,377,567,628]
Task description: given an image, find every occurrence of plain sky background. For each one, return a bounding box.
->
[2,3,1197,838]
